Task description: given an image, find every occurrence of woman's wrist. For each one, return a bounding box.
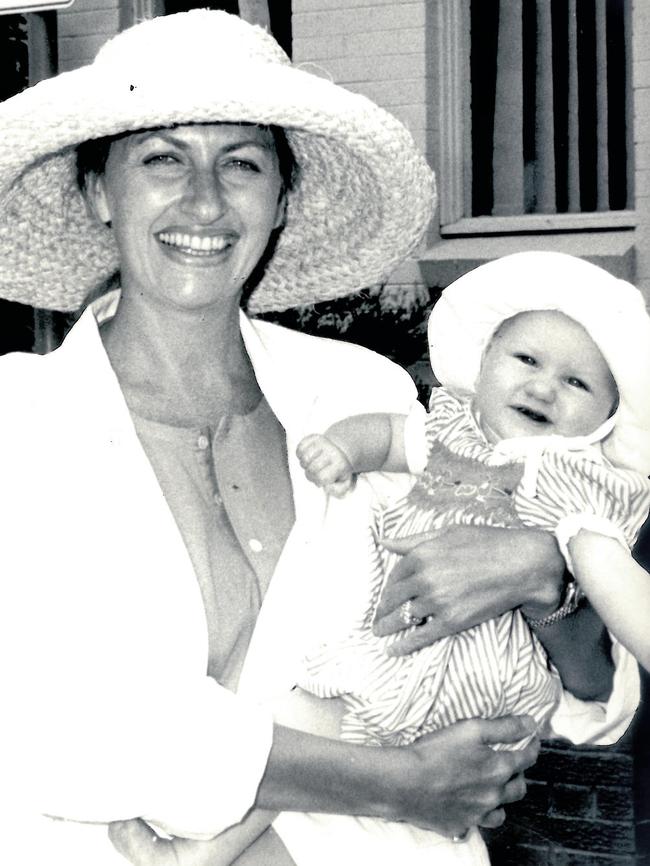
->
[517,530,565,620]
[258,724,397,820]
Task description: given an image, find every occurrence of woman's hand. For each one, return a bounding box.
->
[390,715,539,838]
[373,525,564,655]
[110,714,539,862]
[259,716,537,841]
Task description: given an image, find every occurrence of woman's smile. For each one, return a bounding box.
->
[157,229,236,258]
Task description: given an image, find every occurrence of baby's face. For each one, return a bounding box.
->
[474,310,618,442]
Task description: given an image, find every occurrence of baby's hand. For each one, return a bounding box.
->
[296,433,355,497]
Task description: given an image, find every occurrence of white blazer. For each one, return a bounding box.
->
[0,292,638,866]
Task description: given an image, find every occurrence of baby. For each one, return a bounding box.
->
[297,251,650,748]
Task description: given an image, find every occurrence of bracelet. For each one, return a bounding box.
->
[525,579,584,629]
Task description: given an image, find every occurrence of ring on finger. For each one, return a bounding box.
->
[452,830,469,843]
[399,598,425,628]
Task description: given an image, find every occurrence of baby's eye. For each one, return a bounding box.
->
[566,376,590,392]
[514,353,536,366]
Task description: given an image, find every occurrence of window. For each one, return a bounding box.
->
[437,0,633,236]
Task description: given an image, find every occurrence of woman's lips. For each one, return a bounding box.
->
[157,231,233,256]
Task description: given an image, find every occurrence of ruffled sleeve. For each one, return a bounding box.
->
[403,388,466,474]
[514,450,650,564]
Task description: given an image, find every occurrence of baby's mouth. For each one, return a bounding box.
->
[513,405,550,425]
[157,231,233,256]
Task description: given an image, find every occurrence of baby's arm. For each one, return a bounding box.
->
[297,413,409,496]
[569,531,650,673]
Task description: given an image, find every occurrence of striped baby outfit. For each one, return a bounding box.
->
[300,388,650,749]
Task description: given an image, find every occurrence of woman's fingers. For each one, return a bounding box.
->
[109,820,176,866]
[403,716,538,836]
[374,579,419,621]
[479,715,539,752]
[501,773,528,805]
[477,773,527,830]
[477,808,506,829]
[383,620,440,654]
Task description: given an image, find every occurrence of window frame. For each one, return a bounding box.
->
[436,0,636,238]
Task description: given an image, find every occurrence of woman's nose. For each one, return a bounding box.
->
[180,170,225,223]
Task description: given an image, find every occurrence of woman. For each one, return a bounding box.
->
[0,10,637,866]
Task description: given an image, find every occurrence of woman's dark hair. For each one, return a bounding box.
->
[75,123,299,309]
[76,123,298,193]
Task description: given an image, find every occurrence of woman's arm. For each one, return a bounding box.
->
[257,715,536,834]
[110,713,539,866]
[569,530,650,673]
[373,525,615,702]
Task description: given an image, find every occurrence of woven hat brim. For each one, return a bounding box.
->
[0,12,436,313]
[428,251,650,475]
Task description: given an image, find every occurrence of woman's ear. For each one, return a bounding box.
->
[83,172,113,227]
[273,189,288,231]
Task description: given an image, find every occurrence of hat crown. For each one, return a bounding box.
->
[0,8,435,320]
[95,10,290,80]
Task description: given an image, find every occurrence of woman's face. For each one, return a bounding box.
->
[86,123,286,311]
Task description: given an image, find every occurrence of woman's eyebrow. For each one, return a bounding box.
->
[221,139,275,154]
[130,129,182,147]
[129,130,274,154]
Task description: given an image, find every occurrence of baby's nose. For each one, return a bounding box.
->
[526,373,556,401]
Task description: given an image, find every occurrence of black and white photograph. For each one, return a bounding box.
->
[1,1,648,864]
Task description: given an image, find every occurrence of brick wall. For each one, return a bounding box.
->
[486,736,639,865]
[292,0,433,310]
[292,0,430,158]
[57,0,120,72]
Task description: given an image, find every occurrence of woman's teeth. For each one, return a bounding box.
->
[158,232,230,254]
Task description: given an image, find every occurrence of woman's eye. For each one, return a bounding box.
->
[224,158,260,173]
[143,154,179,166]
[567,376,590,392]
[514,353,536,366]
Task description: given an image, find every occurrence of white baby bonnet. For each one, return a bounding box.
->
[427,251,650,477]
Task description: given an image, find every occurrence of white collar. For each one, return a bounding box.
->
[471,401,617,498]
[80,289,316,439]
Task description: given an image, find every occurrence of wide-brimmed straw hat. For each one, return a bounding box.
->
[428,251,650,475]
[0,9,435,314]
